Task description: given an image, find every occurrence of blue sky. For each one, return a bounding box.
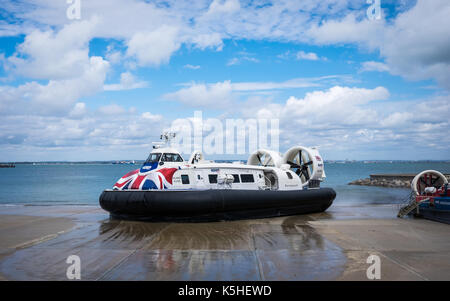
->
[0,0,449,161]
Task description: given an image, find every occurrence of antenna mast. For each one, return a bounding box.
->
[152,132,176,149]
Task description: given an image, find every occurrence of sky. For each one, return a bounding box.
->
[0,0,449,161]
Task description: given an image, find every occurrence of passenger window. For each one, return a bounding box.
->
[208,174,218,184]
[181,175,190,184]
[232,174,240,183]
[286,172,293,179]
[240,174,254,183]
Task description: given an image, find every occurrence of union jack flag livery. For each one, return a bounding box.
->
[113,166,179,191]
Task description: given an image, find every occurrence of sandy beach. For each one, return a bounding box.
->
[0,204,449,281]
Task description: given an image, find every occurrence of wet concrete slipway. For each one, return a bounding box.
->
[0,204,449,281]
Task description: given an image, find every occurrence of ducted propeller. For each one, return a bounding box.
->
[282,146,325,187]
[248,149,282,167]
[286,150,313,180]
[411,170,448,196]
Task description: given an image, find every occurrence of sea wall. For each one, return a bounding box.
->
[348,174,450,188]
[0,163,15,168]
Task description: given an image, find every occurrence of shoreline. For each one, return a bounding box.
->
[0,204,449,280]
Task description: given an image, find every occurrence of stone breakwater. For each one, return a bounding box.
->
[348,174,450,188]
[0,163,15,168]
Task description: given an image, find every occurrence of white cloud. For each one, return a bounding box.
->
[296,51,319,61]
[105,45,123,65]
[162,84,449,158]
[379,112,413,128]
[226,58,240,66]
[207,0,241,15]
[248,86,449,158]
[4,0,446,90]
[307,0,450,89]
[0,56,109,115]
[97,104,127,115]
[231,78,321,91]
[126,25,181,67]
[255,86,390,127]
[278,50,326,61]
[380,0,450,89]
[0,0,449,160]
[69,102,87,119]
[1,81,449,160]
[164,80,234,107]
[306,13,384,49]
[7,18,98,80]
[163,76,360,110]
[361,61,390,73]
[168,76,353,100]
[189,33,224,51]
[0,105,169,160]
[226,53,259,66]
[104,72,149,91]
[141,112,163,122]
[183,64,201,70]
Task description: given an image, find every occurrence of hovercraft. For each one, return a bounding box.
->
[99,132,336,221]
[398,170,450,224]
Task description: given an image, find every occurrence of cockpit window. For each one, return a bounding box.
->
[145,153,161,163]
[161,153,184,162]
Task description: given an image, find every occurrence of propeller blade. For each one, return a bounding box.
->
[431,175,440,186]
[302,169,310,181]
[287,161,301,169]
[256,154,263,165]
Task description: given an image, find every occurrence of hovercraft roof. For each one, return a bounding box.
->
[151,146,181,154]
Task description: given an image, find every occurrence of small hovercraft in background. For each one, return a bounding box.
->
[99,132,336,221]
[398,170,450,224]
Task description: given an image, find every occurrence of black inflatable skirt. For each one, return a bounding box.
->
[99,188,336,222]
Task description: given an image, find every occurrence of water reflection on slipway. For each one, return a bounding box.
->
[95,214,345,280]
[0,212,346,280]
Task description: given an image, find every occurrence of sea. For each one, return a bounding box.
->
[0,161,449,206]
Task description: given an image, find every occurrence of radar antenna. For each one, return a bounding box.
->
[160,132,176,143]
[153,132,177,149]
